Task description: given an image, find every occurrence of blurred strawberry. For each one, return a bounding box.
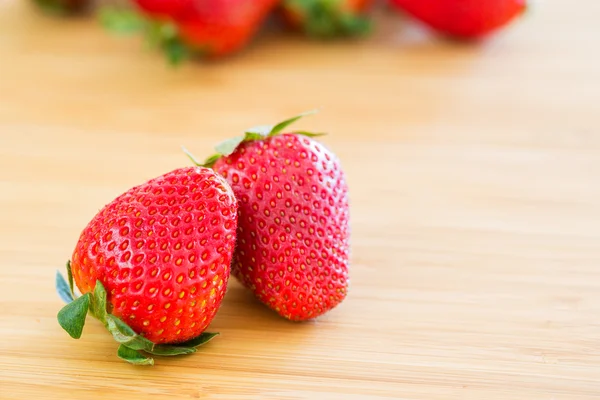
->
[281,0,374,38]
[389,0,527,39]
[32,0,89,15]
[175,0,279,58]
[133,0,189,19]
[101,0,279,63]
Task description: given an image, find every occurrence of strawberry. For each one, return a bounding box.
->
[389,0,527,39]
[175,0,279,58]
[55,166,238,365]
[132,0,189,20]
[280,0,374,38]
[101,0,279,64]
[186,111,350,321]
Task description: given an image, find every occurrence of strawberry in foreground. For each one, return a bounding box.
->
[389,0,527,39]
[186,111,350,321]
[280,0,374,39]
[55,166,238,365]
[100,0,279,64]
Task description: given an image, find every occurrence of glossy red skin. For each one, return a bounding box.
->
[71,167,238,344]
[214,134,350,321]
[389,0,526,38]
[133,0,277,57]
[176,0,278,57]
[133,0,190,19]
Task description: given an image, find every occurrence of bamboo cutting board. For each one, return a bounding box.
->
[1,0,600,399]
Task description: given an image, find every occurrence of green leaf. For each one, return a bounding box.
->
[148,332,219,356]
[99,7,146,34]
[145,19,177,47]
[178,332,220,348]
[106,314,136,343]
[98,6,195,67]
[56,271,74,304]
[142,19,191,66]
[106,314,156,352]
[181,146,202,166]
[57,293,90,339]
[270,109,319,136]
[244,124,274,138]
[146,344,197,356]
[242,110,319,141]
[106,314,137,337]
[298,1,371,39]
[338,12,372,36]
[161,37,190,66]
[106,315,139,343]
[66,261,75,298]
[56,277,218,365]
[105,314,219,356]
[90,280,108,323]
[117,345,154,366]
[215,136,245,157]
[202,154,221,168]
[295,131,327,138]
[183,110,322,170]
[225,109,320,156]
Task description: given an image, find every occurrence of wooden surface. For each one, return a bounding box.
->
[1,0,600,399]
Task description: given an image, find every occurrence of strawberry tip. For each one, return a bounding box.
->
[56,263,219,366]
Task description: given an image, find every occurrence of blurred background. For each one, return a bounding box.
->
[1,0,600,398]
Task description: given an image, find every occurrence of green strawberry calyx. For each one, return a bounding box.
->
[184,109,326,168]
[55,262,218,366]
[98,7,193,65]
[286,0,372,39]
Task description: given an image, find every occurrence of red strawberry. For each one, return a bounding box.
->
[187,111,350,321]
[56,166,238,365]
[176,0,279,58]
[133,0,189,19]
[105,0,279,63]
[280,0,374,38]
[389,0,527,39]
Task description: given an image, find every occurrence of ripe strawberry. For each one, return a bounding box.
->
[56,166,238,365]
[389,0,527,39]
[280,0,374,38]
[187,111,350,321]
[104,0,279,63]
[175,0,279,58]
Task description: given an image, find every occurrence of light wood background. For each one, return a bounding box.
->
[1,0,600,398]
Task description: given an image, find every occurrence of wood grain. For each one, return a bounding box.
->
[1,0,600,398]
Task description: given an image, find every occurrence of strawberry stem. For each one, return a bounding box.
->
[184,109,326,168]
[285,0,372,39]
[98,6,191,65]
